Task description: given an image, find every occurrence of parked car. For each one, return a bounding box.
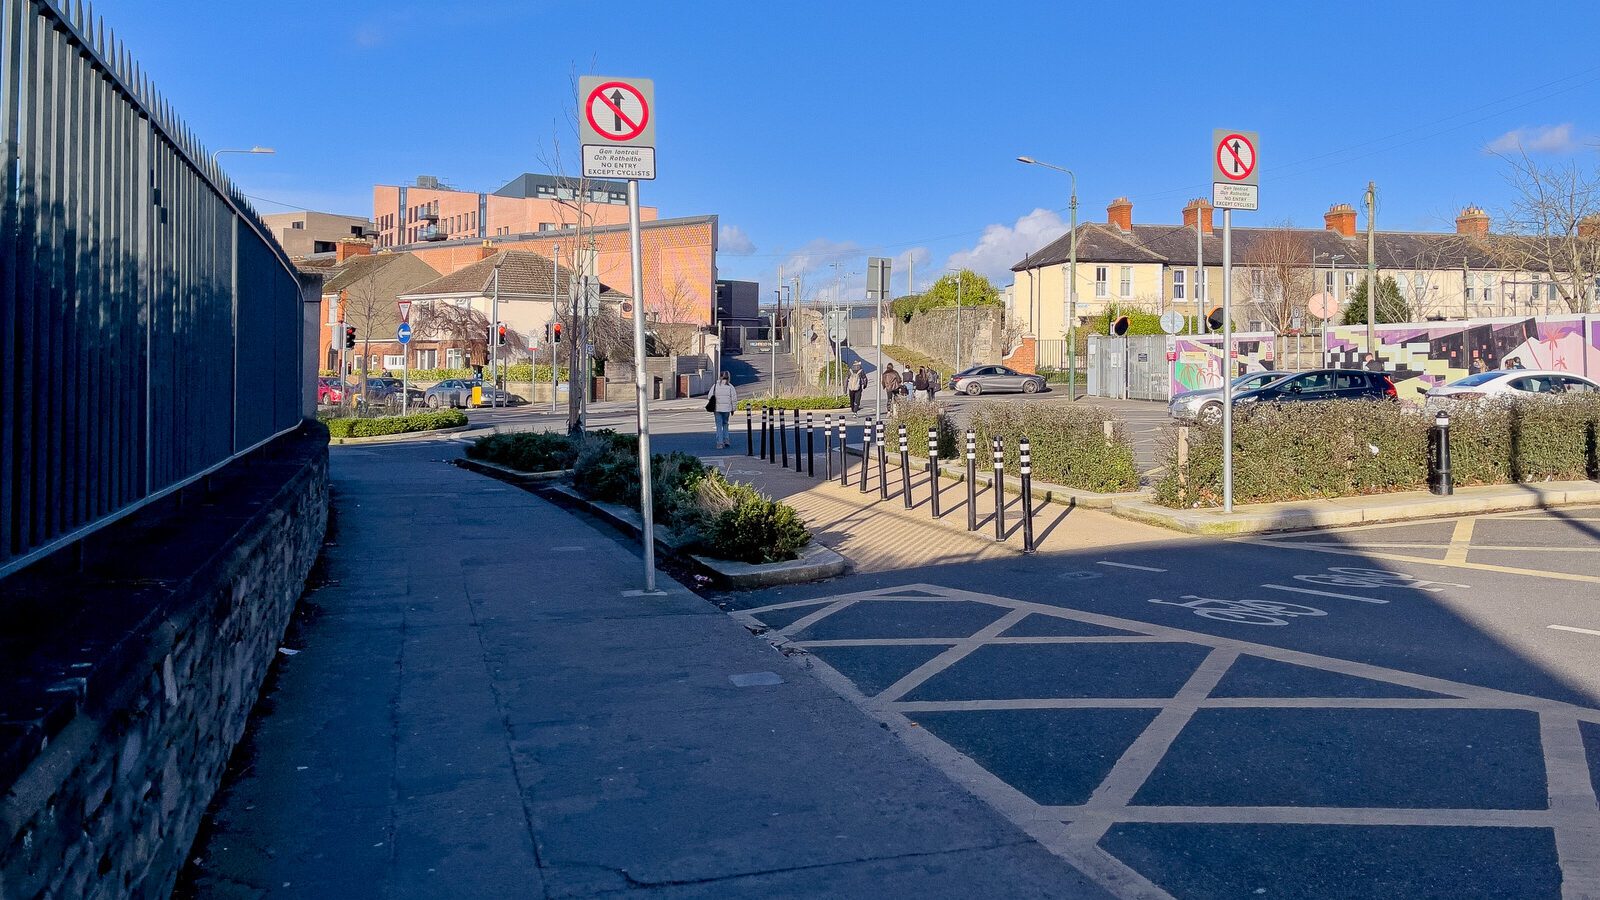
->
[367,377,425,409]
[948,365,1047,396]
[316,376,344,405]
[1424,369,1599,408]
[1233,368,1398,408]
[424,379,511,408]
[1168,370,1297,422]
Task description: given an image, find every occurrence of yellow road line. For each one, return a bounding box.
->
[1445,516,1476,564]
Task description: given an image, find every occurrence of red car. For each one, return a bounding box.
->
[317,376,345,405]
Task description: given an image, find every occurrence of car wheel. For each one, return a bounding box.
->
[1198,402,1222,424]
[1022,380,1040,394]
[965,382,982,396]
[427,396,439,409]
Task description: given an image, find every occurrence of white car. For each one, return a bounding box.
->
[1424,369,1599,408]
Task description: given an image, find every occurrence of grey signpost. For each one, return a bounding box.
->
[396,302,412,414]
[868,257,892,420]
[1211,129,1259,514]
[581,75,658,592]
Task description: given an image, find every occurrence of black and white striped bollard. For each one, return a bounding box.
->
[876,418,889,501]
[898,424,912,509]
[823,414,833,480]
[746,406,753,456]
[806,412,815,477]
[780,408,789,468]
[965,428,977,531]
[795,410,805,473]
[860,419,873,493]
[927,425,941,518]
[1020,436,1036,554]
[992,436,1006,541]
[759,406,769,461]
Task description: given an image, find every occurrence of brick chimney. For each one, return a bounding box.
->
[1456,205,1491,237]
[1107,197,1132,232]
[1324,203,1358,237]
[335,238,372,263]
[479,240,498,260]
[1580,215,1600,240]
[1182,198,1214,235]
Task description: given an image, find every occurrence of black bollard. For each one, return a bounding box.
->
[877,418,889,501]
[780,408,789,468]
[965,428,978,531]
[1020,436,1036,554]
[807,413,816,477]
[1429,410,1454,495]
[746,406,753,456]
[927,425,941,518]
[992,436,1007,541]
[824,415,833,480]
[899,424,913,509]
[860,419,873,493]
[760,406,769,461]
[795,411,804,473]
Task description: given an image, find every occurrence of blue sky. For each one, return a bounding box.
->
[94,0,1600,301]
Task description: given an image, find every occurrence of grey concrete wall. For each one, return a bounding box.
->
[0,427,329,899]
[893,306,1004,367]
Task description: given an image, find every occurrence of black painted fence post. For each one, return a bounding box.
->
[877,418,889,501]
[807,413,815,477]
[1429,410,1454,496]
[1020,436,1036,554]
[780,408,789,469]
[824,414,833,481]
[992,436,1006,542]
[746,406,753,456]
[860,419,873,493]
[965,428,977,532]
[795,411,804,473]
[759,406,768,461]
[927,425,941,518]
[898,424,912,509]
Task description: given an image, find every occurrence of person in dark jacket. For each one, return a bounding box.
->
[881,364,903,413]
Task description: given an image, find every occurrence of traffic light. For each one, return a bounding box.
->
[497,322,507,345]
[543,323,551,343]
[1110,315,1130,337]
[552,322,562,343]
[1206,307,1226,331]
[344,325,356,350]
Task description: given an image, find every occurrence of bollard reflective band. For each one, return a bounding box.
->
[1020,440,1032,476]
[928,427,938,454]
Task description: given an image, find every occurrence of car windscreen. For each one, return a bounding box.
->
[1447,372,1505,387]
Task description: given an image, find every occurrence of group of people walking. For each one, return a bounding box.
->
[706,358,941,451]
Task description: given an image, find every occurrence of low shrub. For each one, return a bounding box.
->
[571,430,644,504]
[818,360,850,384]
[968,401,1139,493]
[695,473,811,563]
[737,395,850,411]
[888,399,958,458]
[467,431,577,472]
[1152,395,1600,508]
[325,409,467,439]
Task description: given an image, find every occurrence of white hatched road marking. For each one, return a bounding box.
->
[1097,561,1168,573]
[1550,625,1600,638]
[1260,583,1388,605]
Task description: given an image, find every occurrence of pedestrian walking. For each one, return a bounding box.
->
[707,371,738,449]
[1469,355,1486,375]
[882,364,903,414]
[848,361,867,413]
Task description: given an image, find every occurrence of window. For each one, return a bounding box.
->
[415,349,437,369]
[290,221,303,230]
[350,225,364,237]
[1335,372,1366,390]
[1094,267,1108,298]
[1249,269,1265,300]
[1324,271,1335,294]
[1119,266,1133,297]
[368,355,380,369]
[325,298,338,325]
[1195,269,1206,300]
[1172,269,1185,300]
[1396,274,1410,298]
[1288,372,1333,393]
[1344,272,1356,295]
[1482,276,1494,308]
[313,240,336,253]
[383,354,405,370]
[445,348,465,369]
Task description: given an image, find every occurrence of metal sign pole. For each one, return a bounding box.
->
[1222,207,1234,513]
[628,180,656,592]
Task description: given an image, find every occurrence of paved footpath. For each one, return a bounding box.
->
[176,440,1108,899]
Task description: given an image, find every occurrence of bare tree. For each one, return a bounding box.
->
[343,277,396,408]
[1487,147,1600,313]
[413,300,490,370]
[1238,225,1315,363]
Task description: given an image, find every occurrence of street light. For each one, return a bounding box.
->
[210,145,275,169]
[1017,156,1078,401]
[945,267,966,371]
[1313,252,1346,365]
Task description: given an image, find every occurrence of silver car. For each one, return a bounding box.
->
[1168,370,1294,422]
[948,365,1047,396]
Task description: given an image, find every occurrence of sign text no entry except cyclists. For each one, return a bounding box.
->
[1212,128,1259,211]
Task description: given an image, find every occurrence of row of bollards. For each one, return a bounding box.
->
[743,406,1035,551]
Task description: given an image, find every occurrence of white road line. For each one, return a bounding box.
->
[1261,583,1388,605]
[1549,624,1600,638]
[1097,561,1168,573]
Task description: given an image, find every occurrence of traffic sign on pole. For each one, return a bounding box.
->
[580,76,656,180]
[1159,310,1185,335]
[1211,129,1259,211]
[396,322,412,344]
[396,299,412,323]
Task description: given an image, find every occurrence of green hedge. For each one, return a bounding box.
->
[818,360,850,384]
[968,401,1140,493]
[406,365,571,383]
[325,409,466,439]
[467,431,578,472]
[888,399,958,458]
[883,345,954,383]
[737,395,850,411]
[1153,396,1600,508]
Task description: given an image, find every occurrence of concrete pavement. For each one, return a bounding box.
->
[176,439,1108,898]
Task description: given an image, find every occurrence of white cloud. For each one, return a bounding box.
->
[1487,123,1579,154]
[779,238,862,281]
[942,208,1068,285]
[718,224,756,256]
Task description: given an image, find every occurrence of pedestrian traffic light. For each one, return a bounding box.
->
[1207,307,1226,331]
[552,322,562,343]
[497,322,507,345]
[1110,315,1130,337]
[543,323,551,343]
[344,325,356,350]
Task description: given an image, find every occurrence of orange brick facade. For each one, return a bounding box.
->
[1001,335,1038,375]
[372,184,657,247]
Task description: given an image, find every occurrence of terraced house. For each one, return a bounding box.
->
[1010,196,1600,336]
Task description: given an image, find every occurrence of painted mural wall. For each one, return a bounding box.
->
[1169,331,1277,395]
[1326,315,1600,402]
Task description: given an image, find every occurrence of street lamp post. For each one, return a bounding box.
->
[1314,252,1345,366]
[1017,157,1077,401]
[945,268,965,371]
[210,145,275,170]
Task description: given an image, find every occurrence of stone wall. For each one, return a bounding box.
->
[892,306,1004,368]
[0,425,329,899]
